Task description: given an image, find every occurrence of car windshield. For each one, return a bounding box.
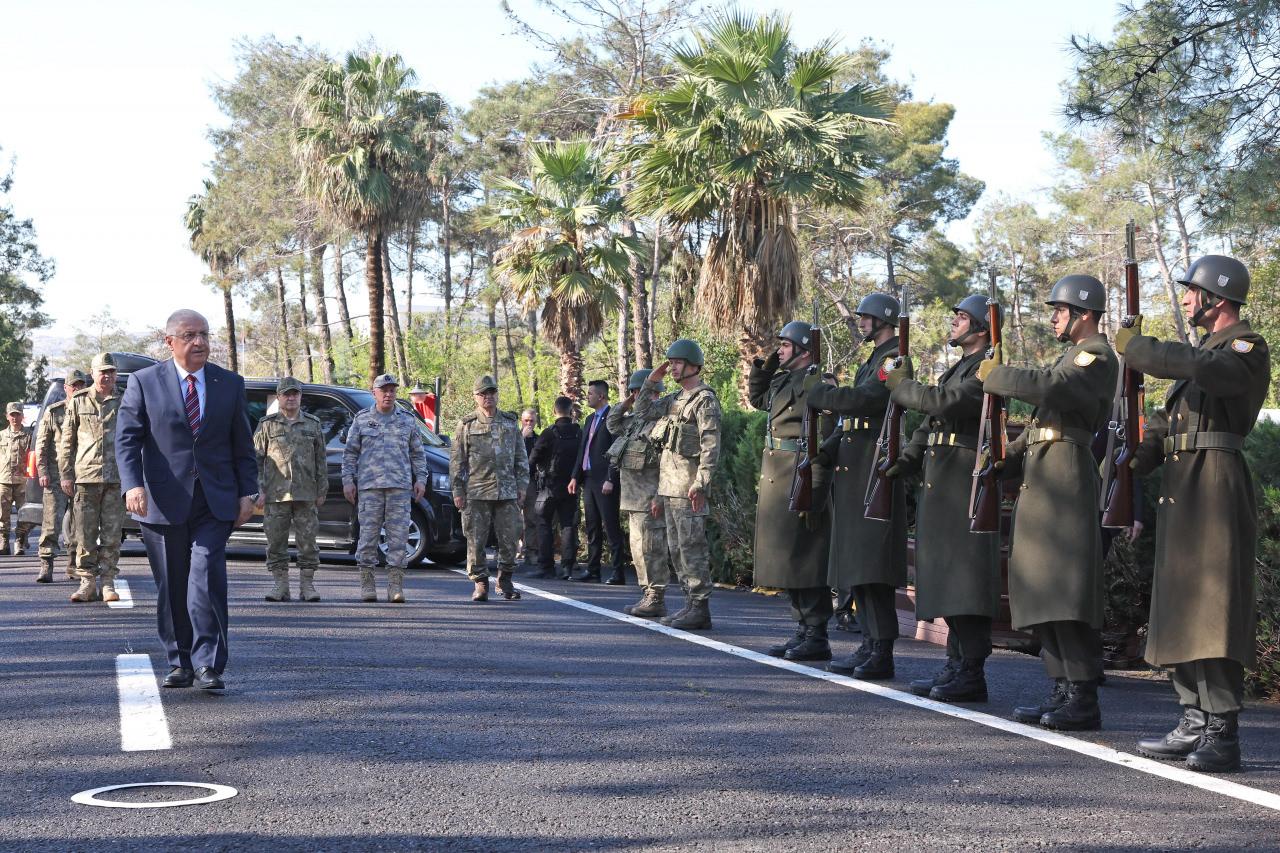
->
[345,389,445,447]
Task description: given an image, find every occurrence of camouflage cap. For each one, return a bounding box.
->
[276,376,302,394]
[373,373,399,388]
[5,402,21,415]
[66,369,90,387]
[473,374,499,393]
[91,352,117,372]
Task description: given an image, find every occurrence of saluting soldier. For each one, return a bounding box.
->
[606,369,670,618]
[886,296,1002,702]
[634,340,722,631]
[341,374,427,604]
[977,275,1117,730]
[806,293,907,679]
[450,375,530,603]
[253,377,328,603]
[1118,256,1271,773]
[35,370,89,582]
[750,321,836,662]
[1,402,33,557]
[59,353,125,603]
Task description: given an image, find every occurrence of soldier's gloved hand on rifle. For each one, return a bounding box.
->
[1113,314,1144,354]
[884,356,914,391]
[976,343,1002,382]
[884,454,920,479]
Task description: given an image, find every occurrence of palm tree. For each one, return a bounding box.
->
[619,11,892,384]
[292,52,446,384]
[487,140,641,401]
[185,180,242,372]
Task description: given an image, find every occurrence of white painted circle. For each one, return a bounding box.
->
[72,781,238,809]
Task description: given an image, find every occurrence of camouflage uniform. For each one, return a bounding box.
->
[37,398,72,564]
[59,375,125,602]
[606,393,668,615]
[0,403,32,555]
[450,376,530,601]
[633,375,721,623]
[254,380,327,602]
[341,379,427,602]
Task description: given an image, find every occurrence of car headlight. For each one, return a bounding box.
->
[431,473,451,494]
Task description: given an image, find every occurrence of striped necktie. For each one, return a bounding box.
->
[185,374,201,433]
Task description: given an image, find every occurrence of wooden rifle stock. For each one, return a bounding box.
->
[788,323,823,513]
[969,284,1005,534]
[864,313,907,522]
[1101,220,1144,529]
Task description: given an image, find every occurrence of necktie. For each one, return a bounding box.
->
[185,375,201,434]
[584,410,600,471]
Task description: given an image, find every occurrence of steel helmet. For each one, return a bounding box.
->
[1045,275,1106,313]
[952,294,1002,330]
[777,320,817,353]
[665,338,705,367]
[627,369,655,391]
[1177,255,1250,304]
[855,293,901,326]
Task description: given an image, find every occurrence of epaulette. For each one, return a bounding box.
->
[71,386,93,397]
[301,411,322,423]
[499,410,518,422]
[461,412,480,424]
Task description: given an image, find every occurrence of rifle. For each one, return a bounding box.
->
[864,287,908,522]
[969,270,1006,533]
[1100,220,1144,529]
[788,299,823,513]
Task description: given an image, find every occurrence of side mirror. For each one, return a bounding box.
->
[338,426,350,444]
[439,434,451,447]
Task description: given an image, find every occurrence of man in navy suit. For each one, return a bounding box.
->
[116,309,257,691]
[568,379,624,584]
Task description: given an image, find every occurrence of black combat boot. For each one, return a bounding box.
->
[570,568,601,583]
[785,624,833,662]
[853,639,895,680]
[1040,679,1101,731]
[829,640,874,676]
[930,658,988,703]
[1013,679,1068,724]
[604,568,626,585]
[667,598,711,630]
[767,623,807,658]
[1185,712,1241,773]
[910,656,959,697]
[1137,707,1207,761]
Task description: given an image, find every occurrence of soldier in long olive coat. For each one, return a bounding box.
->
[978,275,1117,732]
[1120,255,1271,774]
[806,293,908,680]
[887,294,1002,703]
[750,321,836,662]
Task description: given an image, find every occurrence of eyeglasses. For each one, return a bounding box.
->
[170,331,210,343]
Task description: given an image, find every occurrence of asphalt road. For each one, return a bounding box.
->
[3,545,1280,851]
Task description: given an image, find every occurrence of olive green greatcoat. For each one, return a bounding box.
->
[1126,320,1271,667]
[981,333,1117,631]
[748,362,835,589]
[807,336,907,589]
[892,352,1000,620]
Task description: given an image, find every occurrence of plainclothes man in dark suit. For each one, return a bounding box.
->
[517,408,539,565]
[568,379,625,584]
[117,309,257,692]
[528,396,582,579]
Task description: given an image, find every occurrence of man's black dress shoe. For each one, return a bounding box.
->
[162,667,195,688]
[604,569,626,585]
[570,569,601,583]
[195,667,225,691]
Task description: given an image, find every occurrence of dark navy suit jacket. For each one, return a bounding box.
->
[116,359,257,524]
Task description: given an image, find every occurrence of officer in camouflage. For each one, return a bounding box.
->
[1119,255,1271,773]
[633,340,722,631]
[606,368,670,619]
[451,374,530,603]
[342,374,427,603]
[59,353,125,603]
[35,369,88,582]
[978,275,1118,731]
[1,402,33,556]
[254,377,328,603]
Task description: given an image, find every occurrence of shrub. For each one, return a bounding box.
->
[708,408,767,585]
[1245,421,1280,700]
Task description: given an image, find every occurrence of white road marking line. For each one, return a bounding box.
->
[468,571,1280,814]
[115,654,172,752]
[107,578,133,609]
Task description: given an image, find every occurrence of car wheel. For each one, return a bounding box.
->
[378,506,429,567]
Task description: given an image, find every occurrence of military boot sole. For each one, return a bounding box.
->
[910,680,938,697]
[1185,750,1241,773]
[300,594,321,602]
[784,645,833,662]
[389,594,406,604]
[1039,712,1102,732]
[36,575,52,584]
[1012,707,1052,725]
[361,592,378,603]
[628,606,667,618]
[929,685,988,703]
[264,594,292,602]
[852,667,895,681]
[1136,741,1200,761]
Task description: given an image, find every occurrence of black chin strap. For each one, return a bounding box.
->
[1191,292,1220,329]
[1057,307,1085,343]
[863,318,888,343]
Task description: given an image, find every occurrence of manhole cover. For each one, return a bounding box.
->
[72,782,238,809]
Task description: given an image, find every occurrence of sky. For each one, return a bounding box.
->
[0,0,1123,347]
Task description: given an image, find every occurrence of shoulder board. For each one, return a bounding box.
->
[461,413,480,424]
[1074,351,1098,367]
[499,410,518,421]
[301,412,322,423]
[48,399,68,411]
[71,386,93,397]
[1232,338,1255,354]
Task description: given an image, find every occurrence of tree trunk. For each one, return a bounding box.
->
[648,224,661,361]
[616,281,632,393]
[500,291,524,407]
[334,239,354,342]
[222,284,238,374]
[365,230,385,384]
[487,299,499,380]
[310,243,335,383]
[298,261,314,383]
[528,309,539,419]
[405,230,416,332]
[1142,183,1190,344]
[442,182,454,324]
[382,236,410,384]
[624,219,651,371]
[275,264,294,377]
[560,345,585,402]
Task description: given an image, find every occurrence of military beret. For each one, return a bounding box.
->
[473,375,499,393]
[91,352,117,372]
[5,402,21,415]
[66,369,90,387]
[373,373,399,388]
[277,376,302,394]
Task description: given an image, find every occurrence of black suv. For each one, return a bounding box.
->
[20,356,463,566]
